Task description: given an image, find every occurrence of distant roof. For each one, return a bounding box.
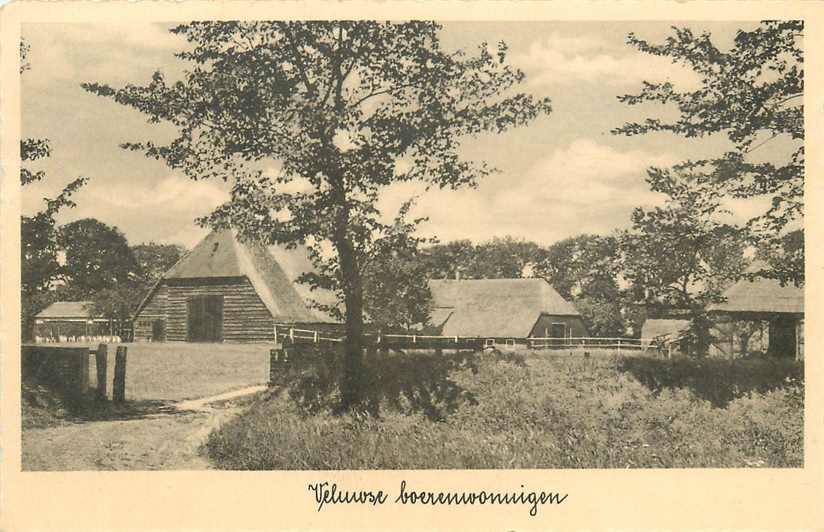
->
[641,319,690,340]
[36,301,95,319]
[137,230,333,323]
[428,278,580,338]
[708,276,804,315]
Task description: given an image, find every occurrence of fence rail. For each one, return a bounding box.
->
[273,325,659,352]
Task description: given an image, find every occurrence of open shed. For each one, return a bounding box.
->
[708,271,804,359]
[34,301,112,340]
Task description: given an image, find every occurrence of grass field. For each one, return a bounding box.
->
[205,350,803,469]
[87,342,270,401]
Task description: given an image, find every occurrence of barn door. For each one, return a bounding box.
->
[151,320,165,342]
[187,295,224,342]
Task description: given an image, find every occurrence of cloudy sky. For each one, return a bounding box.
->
[21,21,764,249]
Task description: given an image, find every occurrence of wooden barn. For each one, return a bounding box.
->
[426,278,587,344]
[132,229,335,343]
[708,270,804,359]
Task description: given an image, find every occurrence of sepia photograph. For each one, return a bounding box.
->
[16,17,805,474]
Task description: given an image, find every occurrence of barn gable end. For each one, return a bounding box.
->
[133,229,333,342]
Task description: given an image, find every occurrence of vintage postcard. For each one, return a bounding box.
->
[1,1,822,530]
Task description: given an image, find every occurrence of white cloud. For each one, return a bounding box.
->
[380,139,678,245]
[512,32,702,89]
[22,23,184,88]
[497,138,674,208]
[158,225,211,249]
[87,174,229,212]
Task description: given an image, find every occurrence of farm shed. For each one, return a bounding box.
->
[34,301,112,340]
[641,319,690,344]
[132,229,335,343]
[707,270,804,359]
[426,278,587,343]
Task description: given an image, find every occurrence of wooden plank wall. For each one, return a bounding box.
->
[133,285,169,341]
[164,279,275,342]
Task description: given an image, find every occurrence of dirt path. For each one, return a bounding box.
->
[22,388,263,471]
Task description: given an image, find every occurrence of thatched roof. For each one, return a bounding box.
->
[136,230,334,323]
[427,278,580,338]
[36,301,95,319]
[708,276,803,315]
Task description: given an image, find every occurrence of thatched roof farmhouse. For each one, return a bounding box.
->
[427,278,587,341]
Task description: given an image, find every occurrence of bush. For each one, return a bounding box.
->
[206,352,803,469]
[270,347,510,419]
[617,355,803,406]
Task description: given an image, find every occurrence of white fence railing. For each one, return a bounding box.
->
[274,325,660,352]
[34,335,123,344]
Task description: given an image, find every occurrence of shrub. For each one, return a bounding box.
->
[617,355,803,406]
[271,347,490,419]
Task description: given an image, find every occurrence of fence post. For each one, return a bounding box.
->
[95,343,108,400]
[113,346,127,403]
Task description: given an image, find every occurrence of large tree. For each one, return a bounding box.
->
[614,21,803,285]
[83,21,551,409]
[59,218,139,297]
[619,173,748,355]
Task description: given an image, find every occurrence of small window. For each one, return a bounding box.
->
[505,339,516,347]
[485,338,495,347]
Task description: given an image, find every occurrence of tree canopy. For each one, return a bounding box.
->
[59,218,139,297]
[614,21,803,284]
[422,236,542,280]
[83,21,552,409]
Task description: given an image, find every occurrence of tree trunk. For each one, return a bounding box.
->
[335,234,366,411]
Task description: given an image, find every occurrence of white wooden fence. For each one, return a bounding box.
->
[273,325,660,352]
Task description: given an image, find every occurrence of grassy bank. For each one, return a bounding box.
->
[205,351,803,469]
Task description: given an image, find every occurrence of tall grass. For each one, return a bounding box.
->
[205,351,803,470]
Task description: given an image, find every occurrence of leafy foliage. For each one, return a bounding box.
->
[614,21,804,284]
[83,21,552,408]
[59,218,139,297]
[422,236,542,280]
[269,346,484,420]
[619,178,747,310]
[132,242,187,282]
[618,168,749,354]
